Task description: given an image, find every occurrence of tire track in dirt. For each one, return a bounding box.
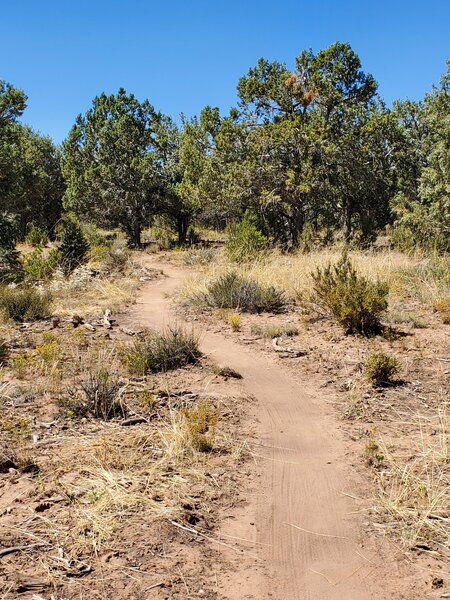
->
[127,257,396,600]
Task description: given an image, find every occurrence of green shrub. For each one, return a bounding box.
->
[0,286,52,321]
[58,216,89,274]
[364,350,400,386]
[25,223,48,247]
[122,327,201,375]
[0,248,23,283]
[23,248,62,282]
[205,272,285,313]
[226,214,269,263]
[312,252,388,334]
[81,223,115,247]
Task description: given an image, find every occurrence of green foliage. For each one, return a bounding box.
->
[122,327,201,375]
[25,223,48,247]
[0,214,22,283]
[0,286,52,321]
[62,89,164,248]
[226,213,269,263]
[312,253,388,334]
[57,216,89,273]
[204,272,286,313]
[364,350,400,386]
[23,248,61,282]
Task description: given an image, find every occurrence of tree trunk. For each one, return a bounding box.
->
[177,215,189,246]
[344,197,353,244]
[128,221,142,248]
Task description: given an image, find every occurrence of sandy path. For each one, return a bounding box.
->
[128,258,391,600]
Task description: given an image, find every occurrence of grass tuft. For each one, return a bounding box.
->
[121,326,201,375]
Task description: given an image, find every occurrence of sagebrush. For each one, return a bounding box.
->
[312,252,388,334]
[0,286,52,321]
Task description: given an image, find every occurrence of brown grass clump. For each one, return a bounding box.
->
[374,412,450,550]
[433,296,450,324]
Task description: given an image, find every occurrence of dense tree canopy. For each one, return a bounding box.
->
[0,80,63,248]
[1,43,449,256]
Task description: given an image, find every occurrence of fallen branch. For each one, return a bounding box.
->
[272,337,306,357]
[0,543,47,558]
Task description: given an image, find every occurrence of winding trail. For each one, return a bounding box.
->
[128,257,393,600]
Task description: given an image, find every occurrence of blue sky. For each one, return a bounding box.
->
[2,0,449,143]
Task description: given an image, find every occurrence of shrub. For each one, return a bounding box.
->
[23,248,62,282]
[312,252,388,334]
[433,296,450,324]
[364,350,400,386]
[101,239,132,273]
[0,286,52,321]
[0,248,23,283]
[122,327,201,375]
[205,272,286,313]
[25,223,48,247]
[0,338,8,365]
[58,216,89,274]
[81,223,115,247]
[228,313,241,331]
[79,368,125,420]
[226,214,269,263]
[182,400,217,452]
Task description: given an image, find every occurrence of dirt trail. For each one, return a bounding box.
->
[128,258,394,600]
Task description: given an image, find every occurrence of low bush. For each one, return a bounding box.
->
[228,313,241,331]
[364,350,400,386]
[433,296,450,324]
[0,248,23,283]
[0,337,8,365]
[79,368,125,420]
[23,248,62,282]
[226,214,269,263]
[25,223,48,247]
[57,216,89,274]
[0,286,52,321]
[182,400,217,452]
[312,252,388,334]
[122,327,201,375]
[205,272,286,313]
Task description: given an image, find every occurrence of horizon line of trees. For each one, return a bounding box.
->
[1,42,449,261]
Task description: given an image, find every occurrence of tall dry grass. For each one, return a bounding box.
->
[178,247,450,308]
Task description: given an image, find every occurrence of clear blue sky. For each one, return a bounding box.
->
[2,0,449,144]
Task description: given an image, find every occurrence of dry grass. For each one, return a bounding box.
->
[177,248,450,309]
[374,409,450,552]
[51,277,138,317]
